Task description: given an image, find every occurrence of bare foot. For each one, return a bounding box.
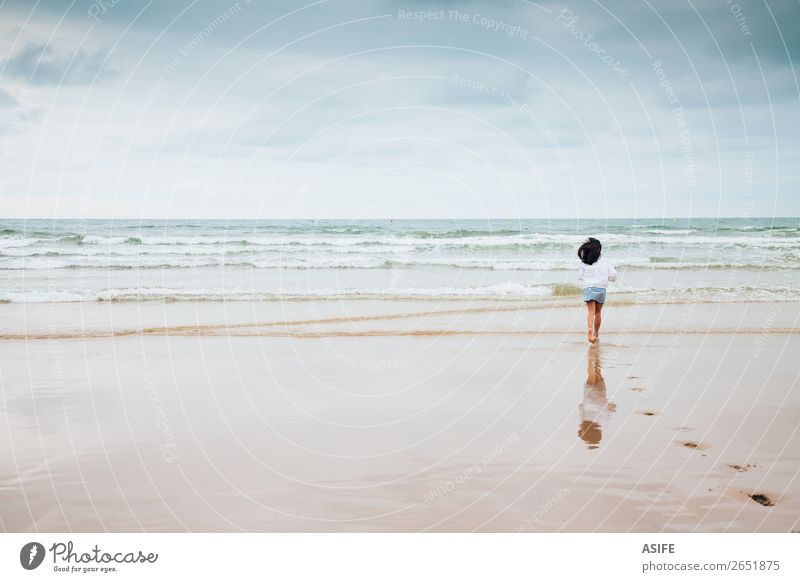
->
[588,329,596,343]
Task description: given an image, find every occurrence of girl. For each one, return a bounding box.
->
[578,237,617,343]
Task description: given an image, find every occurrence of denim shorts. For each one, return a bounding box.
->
[583,287,607,304]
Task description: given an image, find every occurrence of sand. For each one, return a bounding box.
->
[0,299,798,532]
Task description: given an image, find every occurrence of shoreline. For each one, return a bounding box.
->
[0,299,796,338]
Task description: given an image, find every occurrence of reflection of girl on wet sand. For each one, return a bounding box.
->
[578,345,616,449]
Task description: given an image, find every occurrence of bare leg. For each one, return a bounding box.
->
[594,302,604,340]
[586,301,596,342]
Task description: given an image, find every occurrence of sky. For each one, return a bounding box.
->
[0,0,798,219]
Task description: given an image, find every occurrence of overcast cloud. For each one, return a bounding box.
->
[0,0,797,218]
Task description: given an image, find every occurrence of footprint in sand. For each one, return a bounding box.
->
[637,410,658,416]
[629,386,646,392]
[745,493,775,507]
[727,463,757,472]
[678,440,709,450]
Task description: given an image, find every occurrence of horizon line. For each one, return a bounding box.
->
[1,216,797,221]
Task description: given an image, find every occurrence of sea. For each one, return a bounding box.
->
[0,218,798,304]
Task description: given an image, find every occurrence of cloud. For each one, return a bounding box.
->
[0,91,40,135]
[0,0,797,217]
[0,88,17,106]
[2,42,116,85]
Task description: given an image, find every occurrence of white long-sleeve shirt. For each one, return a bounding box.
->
[578,256,617,289]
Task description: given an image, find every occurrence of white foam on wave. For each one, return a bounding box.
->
[2,283,799,304]
[0,282,555,303]
[0,252,795,271]
[643,229,695,235]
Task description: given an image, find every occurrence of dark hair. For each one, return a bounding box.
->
[578,237,602,265]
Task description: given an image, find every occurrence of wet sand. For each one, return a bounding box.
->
[0,300,798,532]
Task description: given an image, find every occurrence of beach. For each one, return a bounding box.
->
[1,298,798,532]
[1,218,798,532]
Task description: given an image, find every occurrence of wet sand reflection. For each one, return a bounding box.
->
[578,344,616,449]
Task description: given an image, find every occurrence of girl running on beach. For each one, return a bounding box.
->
[578,237,617,343]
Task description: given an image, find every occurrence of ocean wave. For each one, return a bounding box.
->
[642,229,695,235]
[406,228,528,238]
[1,220,798,281]
[551,283,583,297]
[717,225,799,232]
[0,254,795,271]
[1,284,798,304]
[2,231,800,251]
[0,238,37,249]
[0,283,556,303]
